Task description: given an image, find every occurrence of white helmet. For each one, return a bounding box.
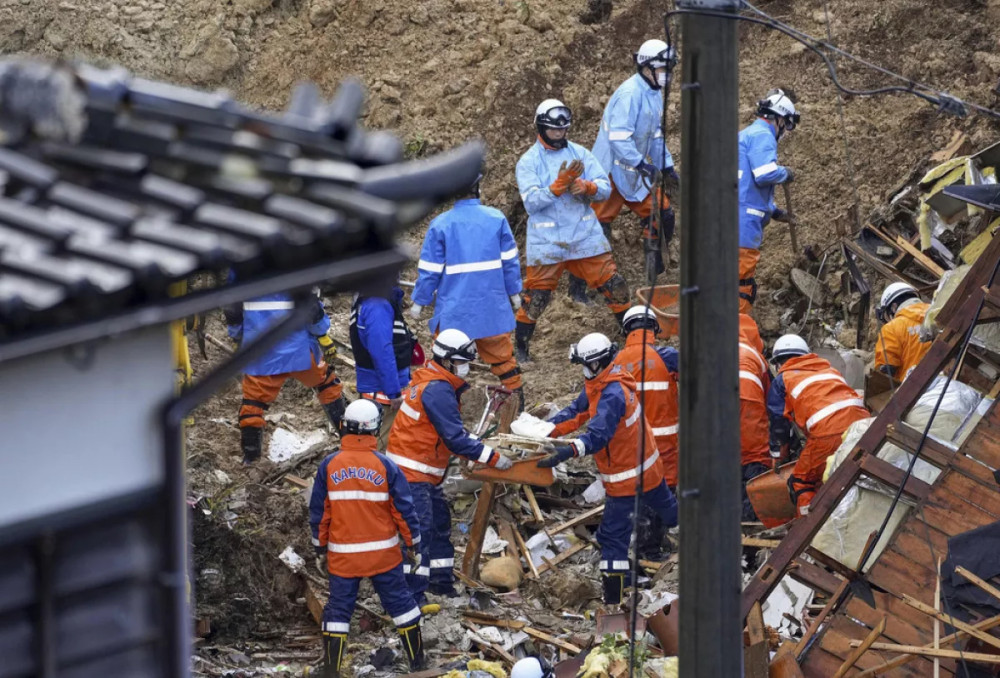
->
[757,89,800,131]
[535,98,573,130]
[341,399,382,436]
[511,657,553,678]
[635,39,676,69]
[569,332,618,379]
[772,334,809,363]
[432,328,477,362]
[877,282,919,322]
[621,305,660,335]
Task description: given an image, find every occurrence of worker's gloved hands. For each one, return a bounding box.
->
[550,159,584,196]
[492,453,513,471]
[636,161,660,183]
[536,443,576,468]
[389,396,404,411]
[408,303,423,319]
[404,545,421,568]
[569,178,598,196]
[314,546,326,576]
[771,207,790,223]
[228,334,241,352]
[510,294,522,311]
[784,167,796,182]
[317,334,338,362]
[663,166,680,194]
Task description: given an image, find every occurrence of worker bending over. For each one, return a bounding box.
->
[411,176,526,409]
[767,335,868,515]
[385,329,512,604]
[515,99,630,361]
[874,282,932,381]
[309,400,424,677]
[538,333,677,605]
[738,89,799,313]
[738,314,772,521]
[226,288,346,464]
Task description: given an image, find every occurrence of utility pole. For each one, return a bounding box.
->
[676,1,742,676]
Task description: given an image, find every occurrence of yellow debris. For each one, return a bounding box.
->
[919,156,967,191]
[420,603,441,615]
[961,217,1000,264]
[467,659,507,678]
[577,649,613,678]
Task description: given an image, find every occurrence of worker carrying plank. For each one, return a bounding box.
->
[738,313,772,521]
[767,334,869,515]
[874,282,932,381]
[410,175,526,410]
[738,89,799,313]
[308,400,425,677]
[537,332,678,605]
[385,329,512,605]
[225,287,346,464]
[350,284,418,449]
[586,39,679,286]
[514,99,630,362]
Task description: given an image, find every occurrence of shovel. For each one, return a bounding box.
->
[781,182,802,256]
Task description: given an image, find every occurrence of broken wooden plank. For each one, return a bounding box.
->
[462,481,498,578]
[535,541,590,576]
[496,520,520,561]
[745,601,769,678]
[465,457,555,486]
[523,626,583,654]
[743,537,782,549]
[282,474,310,489]
[851,642,1000,663]
[832,616,887,678]
[523,485,546,524]
[795,579,850,659]
[546,506,604,537]
[895,234,945,278]
[510,525,540,580]
[452,568,484,589]
[955,565,1000,604]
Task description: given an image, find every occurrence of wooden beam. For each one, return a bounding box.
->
[745,602,769,678]
[510,524,540,580]
[859,454,932,501]
[895,234,945,278]
[850,642,1000,663]
[832,616,886,678]
[535,541,590,576]
[522,626,583,654]
[546,506,604,537]
[885,423,957,468]
[743,537,782,549]
[900,593,1000,652]
[794,579,850,659]
[956,565,1000,604]
[523,485,545,524]
[788,557,842,596]
[461,481,498,579]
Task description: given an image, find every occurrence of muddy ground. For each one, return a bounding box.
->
[13,0,1000,671]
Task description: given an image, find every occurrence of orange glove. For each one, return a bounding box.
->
[549,159,584,196]
[570,178,598,196]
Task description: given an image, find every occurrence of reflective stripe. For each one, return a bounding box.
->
[625,406,642,427]
[429,558,455,569]
[327,535,399,553]
[403,564,430,577]
[385,452,447,477]
[328,491,389,502]
[311,536,321,546]
[323,622,350,633]
[476,446,494,464]
[400,401,421,420]
[411,535,421,544]
[532,221,556,228]
[653,129,663,138]
[790,373,846,399]
[737,170,743,180]
[599,560,631,571]
[446,260,502,274]
[601,450,660,485]
[608,130,633,141]
[739,370,764,392]
[652,425,678,436]
[243,300,294,311]
[417,259,445,273]
[636,381,670,391]
[392,606,422,627]
[806,398,865,432]
[500,248,518,261]
[752,162,778,178]
[746,208,766,218]
[739,343,768,373]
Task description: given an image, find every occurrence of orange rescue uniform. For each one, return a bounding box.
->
[874,301,931,380]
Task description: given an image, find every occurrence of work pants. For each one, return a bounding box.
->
[739,247,762,314]
[592,179,670,222]
[239,357,343,429]
[789,433,844,513]
[359,393,400,451]
[741,461,771,522]
[657,437,678,488]
[515,252,630,324]
[597,480,678,583]
[322,564,421,635]
[476,333,523,390]
[403,482,454,603]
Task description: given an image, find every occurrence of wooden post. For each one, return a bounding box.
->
[677,2,742,676]
[461,481,497,579]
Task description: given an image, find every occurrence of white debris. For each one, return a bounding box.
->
[582,479,606,504]
[482,525,508,555]
[268,427,327,463]
[212,469,231,485]
[278,546,305,573]
[762,575,813,636]
[637,589,678,617]
[510,411,556,438]
[524,532,571,567]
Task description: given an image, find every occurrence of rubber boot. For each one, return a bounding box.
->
[399,624,426,671]
[601,573,625,606]
[323,396,346,429]
[511,386,526,414]
[514,321,534,364]
[637,511,669,562]
[322,632,346,678]
[567,275,594,306]
[241,426,263,465]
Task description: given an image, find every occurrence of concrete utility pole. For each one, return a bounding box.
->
[676,1,742,676]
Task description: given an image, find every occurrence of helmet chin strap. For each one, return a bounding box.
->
[639,64,661,90]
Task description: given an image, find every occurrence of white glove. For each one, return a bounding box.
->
[510,294,522,310]
[493,454,513,471]
[408,303,423,319]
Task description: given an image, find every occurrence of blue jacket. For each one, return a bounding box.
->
[591,73,674,203]
[226,290,329,376]
[766,372,793,450]
[352,288,411,399]
[738,118,790,250]
[412,198,522,339]
[516,139,612,266]
[550,380,628,455]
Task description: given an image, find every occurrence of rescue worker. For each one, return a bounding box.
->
[538,333,678,605]
[738,89,799,313]
[350,284,417,449]
[738,313,772,521]
[511,657,554,678]
[874,282,932,381]
[226,289,346,464]
[767,334,868,516]
[308,400,425,676]
[385,329,513,603]
[588,39,679,285]
[410,176,526,409]
[515,99,630,362]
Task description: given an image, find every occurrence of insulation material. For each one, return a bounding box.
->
[813,377,983,569]
[509,411,555,438]
[925,264,1000,353]
[961,216,1000,264]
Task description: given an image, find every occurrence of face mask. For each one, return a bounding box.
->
[657,72,669,88]
[582,365,597,380]
[455,362,470,378]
